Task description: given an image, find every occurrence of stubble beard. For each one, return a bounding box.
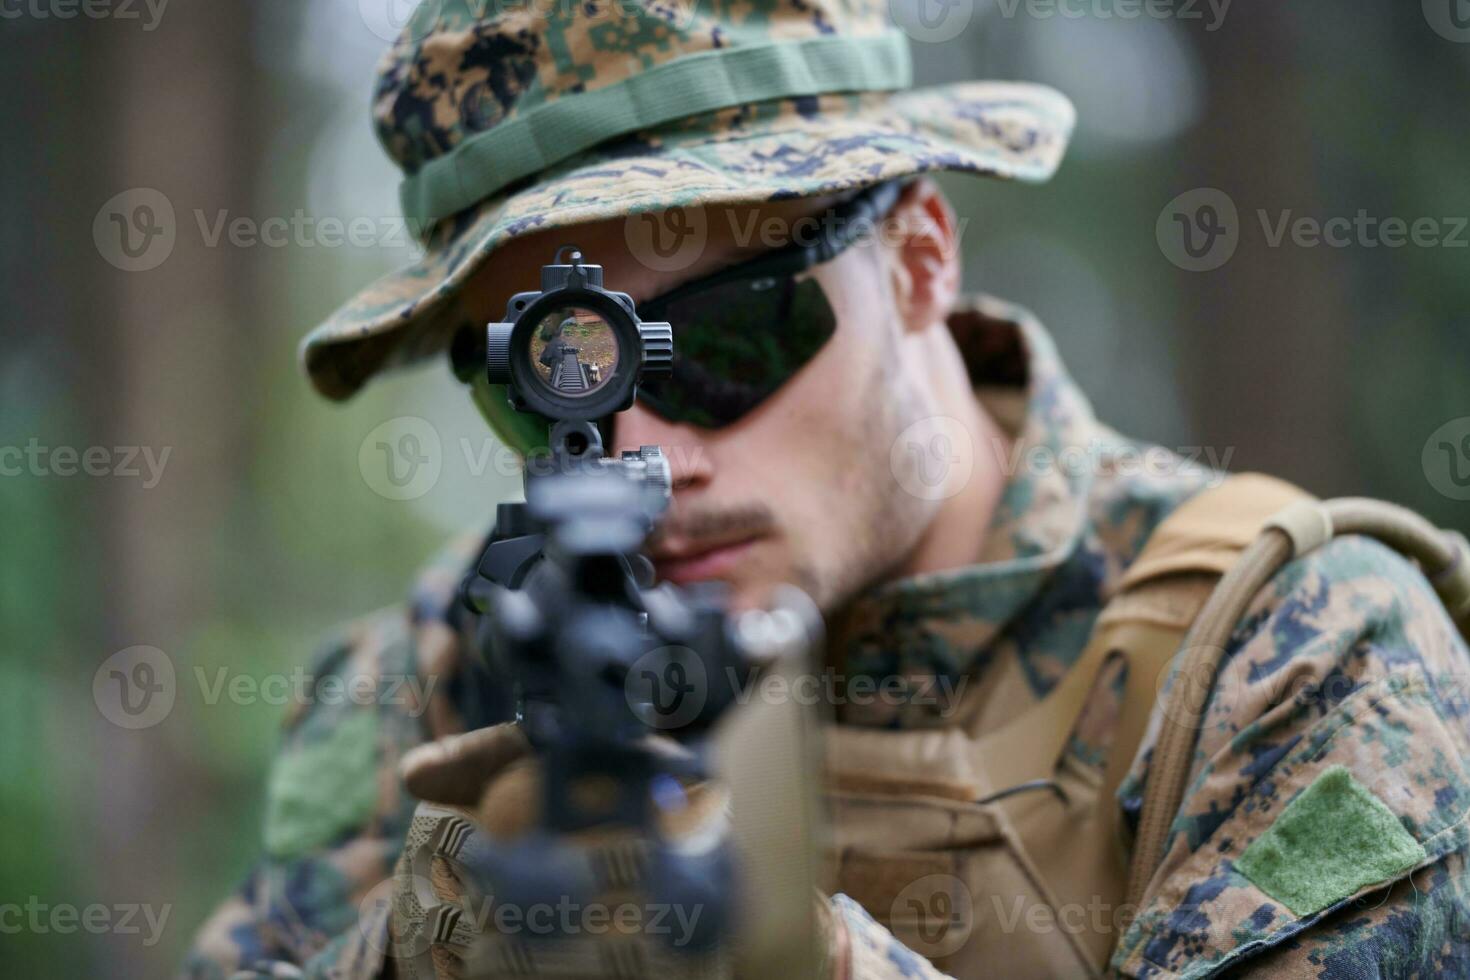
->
[798,333,943,617]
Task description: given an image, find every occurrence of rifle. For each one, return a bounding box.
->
[457,245,820,954]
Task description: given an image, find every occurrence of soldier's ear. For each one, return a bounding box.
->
[882,177,961,337]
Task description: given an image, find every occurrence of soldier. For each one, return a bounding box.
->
[183,1,1470,978]
[536,318,573,371]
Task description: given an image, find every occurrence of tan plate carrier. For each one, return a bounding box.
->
[818,472,1470,977]
[821,474,1313,976]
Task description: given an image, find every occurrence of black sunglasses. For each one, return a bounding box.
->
[629,177,907,430]
[454,178,908,436]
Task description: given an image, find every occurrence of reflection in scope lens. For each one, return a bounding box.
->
[528,307,619,397]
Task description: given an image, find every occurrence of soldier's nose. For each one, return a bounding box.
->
[610,402,712,491]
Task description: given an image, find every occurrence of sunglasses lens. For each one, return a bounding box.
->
[638,275,838,428]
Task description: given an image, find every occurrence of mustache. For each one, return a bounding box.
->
[648,501,778,549]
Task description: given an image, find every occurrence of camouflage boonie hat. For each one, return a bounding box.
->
[301,0,1076,400]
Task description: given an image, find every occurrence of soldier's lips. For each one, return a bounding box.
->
[651,537,761,585]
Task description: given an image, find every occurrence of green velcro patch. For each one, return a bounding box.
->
[1236,765,1426,917]
[263,709,379,859]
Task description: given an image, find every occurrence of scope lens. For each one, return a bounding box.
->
[528,307,619,398]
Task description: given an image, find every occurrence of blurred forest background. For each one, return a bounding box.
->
[1,1,1466,975]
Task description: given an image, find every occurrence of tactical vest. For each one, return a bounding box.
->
[815,474,1470,977]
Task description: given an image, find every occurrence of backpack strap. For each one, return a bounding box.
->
[1100,475,1315,816]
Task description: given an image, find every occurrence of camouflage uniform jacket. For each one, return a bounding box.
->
[182,295,1470,979]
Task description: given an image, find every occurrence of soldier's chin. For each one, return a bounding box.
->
[719,554,809,614]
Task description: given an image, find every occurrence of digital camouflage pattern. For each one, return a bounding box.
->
[1108,536,1470,977]
[370,0,905,179]
[179,529,501,979]
[300,0,1074,400]
[185,298,1470,978]
[834,894,950,980]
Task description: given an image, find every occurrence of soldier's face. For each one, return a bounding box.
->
[468,180,967,613]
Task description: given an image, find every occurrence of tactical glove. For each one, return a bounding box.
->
[381,723,836,980]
